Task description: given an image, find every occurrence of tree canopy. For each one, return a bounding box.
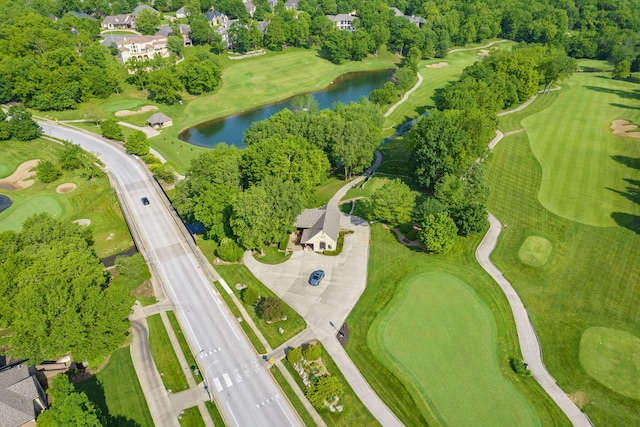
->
[37,375,105,427]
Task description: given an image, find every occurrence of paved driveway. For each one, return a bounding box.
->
[244,214,370,339]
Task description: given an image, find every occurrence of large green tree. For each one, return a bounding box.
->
[7,105,41,141]
[124,130,150,155]
[135,9,161,35]
[418,212,458,254]
[367,178,416,226]
[37,375,105,427]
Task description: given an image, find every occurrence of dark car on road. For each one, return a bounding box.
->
[309,270,325,286]
[141,197,150,205]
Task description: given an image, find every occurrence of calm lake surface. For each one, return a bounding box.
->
[179,69,393,148]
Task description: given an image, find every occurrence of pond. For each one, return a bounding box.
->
[179,69,394,148]
[0,195,12,213]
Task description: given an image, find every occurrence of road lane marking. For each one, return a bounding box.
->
[223,373,233,387]
[226,402,240,427]
[213,377,223,392]
[274,394,297,427]
[233,368,242,383]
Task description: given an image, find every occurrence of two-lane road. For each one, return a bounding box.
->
[40,123,301,427]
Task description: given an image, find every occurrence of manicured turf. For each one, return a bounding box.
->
[146,314,189,393]
[486,127,640,425]
[253,245,292,264]
[215,264,306,348]
[0,139,132,257]
[178,406,205,426]
[270,365,317,427]
[520,71,640,226]
[579,327,640,400]
[167,310,203,384]
[377,272,540,426]
[346,225,569,427]
[518,236,553,267]
[76,347,153,427]
[204,401,225,427]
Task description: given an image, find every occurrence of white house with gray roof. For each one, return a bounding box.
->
[295,205,341,251]
[0,363,47,427]
[327,13,356,31]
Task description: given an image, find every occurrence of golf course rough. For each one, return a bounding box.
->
[522,74,640,227]
[579,327,640,400]
[376,272,540,427]
[518,235,553,267]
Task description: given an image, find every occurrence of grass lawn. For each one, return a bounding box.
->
[253,245,292,264]
[376,272,540,426]
[310,175,352,207]
[282,342,379,427]
[579,327,640,400]
[167,311,203,384]
[205,401,225,427]
[517,71,640,226]
[216,264,306,348]
[0,139,132,258]
[76,347,153,427]
[345,225,568,426]
[146,314,189,393]
[178,406,205,426]
[270,365,317,427]
[486,127,640,425]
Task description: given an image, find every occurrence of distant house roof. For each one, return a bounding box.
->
[68,11,97,20]
[296,205,340,244]
[132,4,160,17]
[284,0,298,9]
[205,11,227,22]
[101,14,135,27]
[0,363,47,427]
[147,113,172,125]
[257,20,269,34]
[175,6,190,17]
[156,24,190,37]
[244,0,256,14]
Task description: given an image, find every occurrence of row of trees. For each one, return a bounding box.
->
[173,98,382,250]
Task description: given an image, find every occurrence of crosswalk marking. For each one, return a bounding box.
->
[233,369,242,383]
[223,373,233,387]
[213,378,223,392]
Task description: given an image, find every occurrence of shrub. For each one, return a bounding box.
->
[242,287,260,305]
[287,346,302,363]
[100,118,124,141]
[36,160,62,183]
[216,238,244,262]
[302,343,322,361]
[150,163,176,183]
[418,212,458,254]
[259,297,287,323]
[305,375,343,408]
[509,357,531,376]
[141,154,162,164]
[125,130,150,155]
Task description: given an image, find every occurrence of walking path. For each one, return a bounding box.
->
[119,121,160,137]
[481,99,592,427]
[448,39,508,54]
[384,72,423,117]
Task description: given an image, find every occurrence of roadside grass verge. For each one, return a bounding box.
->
[0,138,131,258]
[76,347,153,427]
[282,342,380,427]
[205,401,225,426]
[270,365,317,427]
[167,310,203,384]
[486,130,640,426]
[212,280,267,354]
[178,406,205,427]
[345,224,569,426]
[146,314,189,393]
[216,264,306,348]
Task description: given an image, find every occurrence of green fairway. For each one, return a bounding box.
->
[377,272,540,426]
[486,129,640,425]
[519,72,640,226]
[579,327,640,400]
[518,236,553,267]
[76,347,153,427]
[0,139,131,257]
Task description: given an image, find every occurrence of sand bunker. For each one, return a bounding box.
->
[611,120,640,138]
[426,62,449,69]
[73,218,91,226]
[478,49,490,57]
[115,105,158,117]
[56,183,77,194]
[0,159,39,190]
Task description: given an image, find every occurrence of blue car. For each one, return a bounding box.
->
[309,270,325,286]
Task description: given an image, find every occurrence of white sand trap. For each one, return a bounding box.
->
[478,49,490,56]
[611,120,640,138]
[73,218,91,226]
[115,105,158,117]
[0,159,40,190]
[426,62,449,69]
[56,183,77,194]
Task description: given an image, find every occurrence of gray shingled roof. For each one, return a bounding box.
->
[147,113,171,124]
[132,4,159,16]
[0,364,43,427]
[296,205,340,243]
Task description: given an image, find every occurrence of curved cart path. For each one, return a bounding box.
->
[384,72,423,117]
[480,103,592,427]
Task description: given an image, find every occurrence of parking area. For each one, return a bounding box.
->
[243,214,370,339]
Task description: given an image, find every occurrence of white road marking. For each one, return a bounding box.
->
[223,373,233,387]
[233,369,242,383]
[226,402,240,427]
[213,377,223,392]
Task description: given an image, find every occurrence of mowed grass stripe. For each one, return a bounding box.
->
[377,273,540,427]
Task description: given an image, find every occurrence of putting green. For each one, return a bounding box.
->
[579,327,640,400]
[522,73,640,227]
[377,272,540,426]
[0,196,63,232]
[518,236,552,267]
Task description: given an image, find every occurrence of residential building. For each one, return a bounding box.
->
[0,362,47,427]
[295,205,341,252]
[175,6,190,19]
[205,11,229,27]
[132,4,160,17]
[101,14,135,30]
[216,19,237,46]
[116,35,169,63]
[327,13,356,31]
[244,0,256,17]
[156,24,192,46]
[390,7,426,27]
[284,0,299,10]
